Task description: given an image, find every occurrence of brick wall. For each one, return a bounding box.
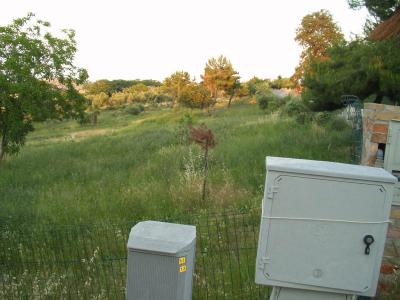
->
[362,103,400,166]
[361,103,400,295]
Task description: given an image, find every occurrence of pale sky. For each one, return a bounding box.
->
[1,0,369,82]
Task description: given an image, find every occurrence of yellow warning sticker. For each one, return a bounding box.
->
[179,265,187,273]
[179,257,186,265]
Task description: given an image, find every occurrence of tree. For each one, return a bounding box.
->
[189,124,216,202]
[226,77,240,108]
[83,80,112,95]
[348,0,400,21]
[178,83,212,109]
[202,55,239,101]
[162,71,191,107]
[270,76,295,89]
[302,38,400,111]
[0,14,88,162]
[292,10,344,86]
[123,83,149,94]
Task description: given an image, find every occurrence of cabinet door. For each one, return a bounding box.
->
[384,120,400,173]
[263,175,388,293]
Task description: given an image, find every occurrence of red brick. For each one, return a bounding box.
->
[373,123,389,134]
[381,263,397,274]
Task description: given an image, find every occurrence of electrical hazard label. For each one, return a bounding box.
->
[179,265,187,273]
[179,257,186,265]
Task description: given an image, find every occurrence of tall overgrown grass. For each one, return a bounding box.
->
[0,102,352,225]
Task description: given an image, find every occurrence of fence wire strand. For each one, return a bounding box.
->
[1,208,271,299]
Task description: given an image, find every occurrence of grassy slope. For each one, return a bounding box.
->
[0,103,352,224]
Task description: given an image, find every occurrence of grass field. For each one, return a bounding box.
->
[0,101,352,225]
[0,101,355,299]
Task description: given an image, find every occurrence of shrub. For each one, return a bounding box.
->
[328,116,350,131]
[179,84,212,109]
[125,104,144,115]
[91,92,109,107]
[257,95,269,110]
[282,98,309,117]
[110,92,127,107]
[155,93,173,104]
[256,92,276,111]
[314,111,332,125]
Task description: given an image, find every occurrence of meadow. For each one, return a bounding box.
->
[0,101,352,225]
[0,101,355,299]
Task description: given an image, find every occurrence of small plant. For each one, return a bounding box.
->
[125,104,144,115]
[314,111,332,125]
[282,98,309,117]
[176,113,194,144]
[328,115,350,131]
[189,124,216,202]
[257,95,269,110]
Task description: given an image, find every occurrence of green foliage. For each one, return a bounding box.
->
[83,79,113,95]
[90,92,109,108]
[270,76,295,89]
[246,77,268,96]
[0,13,88,161]
[256,92,274,110]
[202,55,240,99]
[282,98,310,117]
[125,103,144,115]
[109,92,127,107]
[84,79,161,96]
[302,38,400,111]
[175,112,194,144]
[257,96,269,110]
[123,83,148,94]
[292,10,344,86]
[179,83,212,109]
[0,104,352,224]
[162,71,192,106]
[314,111,332,125]
[328,115,350,131]
[348,0,400,21]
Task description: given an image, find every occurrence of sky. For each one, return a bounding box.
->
[1,0,369,82]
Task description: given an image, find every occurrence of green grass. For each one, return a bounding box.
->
[0,102,352,225]
[0,102,353,299]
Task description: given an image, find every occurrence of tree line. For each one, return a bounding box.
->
[294,1,400,110]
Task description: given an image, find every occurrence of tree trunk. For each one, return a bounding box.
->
[227,92,234,108]
[0,135,6,163]
[202,144,209,202]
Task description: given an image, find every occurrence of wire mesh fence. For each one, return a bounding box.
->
[341,95,363,165]
[0,208,271,299]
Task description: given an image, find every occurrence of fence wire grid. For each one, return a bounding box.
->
[0,208,271,299]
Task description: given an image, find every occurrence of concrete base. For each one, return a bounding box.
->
[269,287,356,300]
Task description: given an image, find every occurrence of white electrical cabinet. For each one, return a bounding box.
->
[255,157,396,297]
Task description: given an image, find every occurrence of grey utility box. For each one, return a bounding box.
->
[255,157,396,297]
[384,119,400,205]
[126,221,196,300]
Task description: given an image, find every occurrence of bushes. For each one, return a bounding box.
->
[178,84,212,109]
[282,97,309,116]
[257,94,270,110]
[125,104,144,115]
[314,111,332,125]
[327,115,349,131]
